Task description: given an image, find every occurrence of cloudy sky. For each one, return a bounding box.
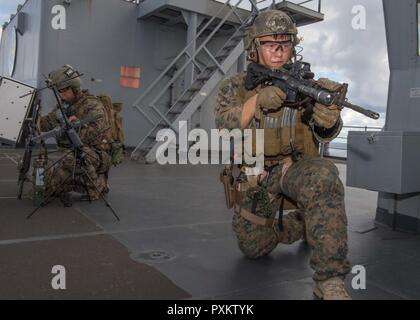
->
[297,0,388,128]
[0,0,388,127]
[0,0,25,39]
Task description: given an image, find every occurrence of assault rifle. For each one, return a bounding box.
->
[31,113,103,144]
[17,94,43,200]
[245,61,380,120]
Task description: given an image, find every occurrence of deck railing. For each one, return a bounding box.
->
[321,125,383,159]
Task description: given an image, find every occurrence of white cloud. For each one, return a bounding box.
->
[0,0,26,41]
[341,108,385,129]
[298,0,389,126]
[0,0,389,128]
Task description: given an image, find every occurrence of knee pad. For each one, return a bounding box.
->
[233,213,278,259]
[305,160,343,195]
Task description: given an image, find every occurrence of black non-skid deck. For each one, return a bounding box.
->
[1,149,420,300]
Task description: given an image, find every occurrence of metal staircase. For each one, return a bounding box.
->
[131,0,324,163]
[131,0,257,162]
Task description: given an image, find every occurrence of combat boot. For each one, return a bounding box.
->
[59,192,73,207]
[314,277,352,300]
[103,183,110,194]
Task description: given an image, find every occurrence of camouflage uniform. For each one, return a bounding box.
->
[215,73,350,281]
[40,89,111,200]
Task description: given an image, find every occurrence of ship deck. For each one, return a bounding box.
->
[1,149,420,300]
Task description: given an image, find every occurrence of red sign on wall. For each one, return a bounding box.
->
[120,66,141,89]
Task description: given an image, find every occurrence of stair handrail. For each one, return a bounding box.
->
[131,13,251,158]
[132,0,235,109]
[145,0,247,109]
[160,26,248,118]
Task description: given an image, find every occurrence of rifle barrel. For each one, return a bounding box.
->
[341,101,380,120]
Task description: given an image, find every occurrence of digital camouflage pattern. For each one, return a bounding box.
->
[267,158,350,280]
[215,73,350,281]
[40,89,111,200]
[43,146,108,200]
[233,190,306,258]
[40,90,111,149]
[245,10,300,63]
[215,73,247,131]
[48,64,82,91]
[249,10,297,38]
[215,73,342,143]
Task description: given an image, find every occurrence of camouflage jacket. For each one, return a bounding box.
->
[214,72,342,147]
[40,90,110,150]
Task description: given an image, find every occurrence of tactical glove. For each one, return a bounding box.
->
[256,86,287,112]
[313,103,341,129]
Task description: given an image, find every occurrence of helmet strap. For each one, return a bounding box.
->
[247,39,260,63]
[72,87,81,98]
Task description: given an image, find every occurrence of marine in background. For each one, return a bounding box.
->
[39,65,118,206]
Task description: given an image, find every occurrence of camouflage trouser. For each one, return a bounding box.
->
[44,147,110,200]
[232,157,350,281]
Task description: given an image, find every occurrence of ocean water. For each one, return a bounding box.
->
[324,142,347,158]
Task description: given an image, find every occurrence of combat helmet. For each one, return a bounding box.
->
[245,10,299,62]
[48,64,82,91]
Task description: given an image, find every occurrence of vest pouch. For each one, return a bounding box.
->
[220,168,235,209]
[110,142,124,166]
[264,127,282,157]
[248,125,282,158]
[278,126,292,155]
[303,126,320,158]
[278,122,306,155]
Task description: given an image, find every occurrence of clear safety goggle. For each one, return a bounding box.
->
[258,40,293,53]
[58,87,71,93]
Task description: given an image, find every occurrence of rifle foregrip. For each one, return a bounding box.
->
[298,85,333,105]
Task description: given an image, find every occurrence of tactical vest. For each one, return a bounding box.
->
[55,93,110,149]
[244,86,320,163]
[231,85,320,215]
